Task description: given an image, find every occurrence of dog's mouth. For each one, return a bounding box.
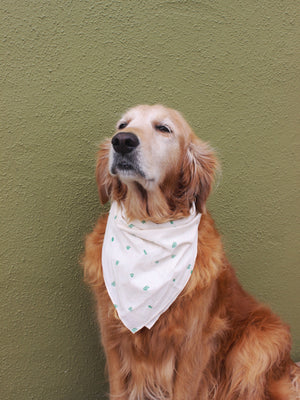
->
[111,153,146,179]
[115,160,134,171]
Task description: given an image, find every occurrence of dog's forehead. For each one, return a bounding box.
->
[117,105,192,139]
[120,105,177,125]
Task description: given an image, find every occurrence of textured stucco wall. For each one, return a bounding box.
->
[1,1,299,398]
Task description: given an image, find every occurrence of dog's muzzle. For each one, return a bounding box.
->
[110,132,145,178]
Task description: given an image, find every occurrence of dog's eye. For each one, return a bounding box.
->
[118,122,128,130]
[155,124,172,134]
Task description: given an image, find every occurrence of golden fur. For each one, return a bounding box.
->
[83,104,299,399]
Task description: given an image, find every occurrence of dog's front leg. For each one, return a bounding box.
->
[104,345,127,400]
[99,320,127,399]
[173,342,211,400]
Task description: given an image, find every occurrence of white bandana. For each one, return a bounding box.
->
[102,201,201,333]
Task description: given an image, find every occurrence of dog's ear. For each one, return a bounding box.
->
[182,137,218,213]
[96,139,113,204]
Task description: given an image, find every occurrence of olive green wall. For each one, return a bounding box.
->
[1,0,299,398]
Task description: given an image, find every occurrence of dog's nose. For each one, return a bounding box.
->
[111,132,140,155]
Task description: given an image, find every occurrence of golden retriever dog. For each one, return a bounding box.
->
[83,104,299,399]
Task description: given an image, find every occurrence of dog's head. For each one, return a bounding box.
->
[96,105,218,222]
